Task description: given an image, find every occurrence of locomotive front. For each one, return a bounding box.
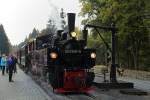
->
[48,13,96,93]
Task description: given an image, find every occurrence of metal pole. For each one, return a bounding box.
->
[110,25,117,83]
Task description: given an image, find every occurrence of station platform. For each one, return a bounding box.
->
[0,65,52,100]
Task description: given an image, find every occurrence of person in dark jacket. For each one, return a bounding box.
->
[8,55,15,82]
[13,56,17,73]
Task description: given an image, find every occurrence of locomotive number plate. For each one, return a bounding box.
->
[65,50,81,53]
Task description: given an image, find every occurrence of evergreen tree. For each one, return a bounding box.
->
[46,19,57,34]
[0,24,11,54]
[28,28,39,40]
[39,19,57,36]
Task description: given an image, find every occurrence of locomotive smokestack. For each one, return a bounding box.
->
[67,13,75,34]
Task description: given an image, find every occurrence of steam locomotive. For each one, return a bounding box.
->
[17,13,96,93]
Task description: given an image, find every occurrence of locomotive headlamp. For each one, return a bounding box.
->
[91,52,96,59]
[50,52,57,59]
[71,32,77,37]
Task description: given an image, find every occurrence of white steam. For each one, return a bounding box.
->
[48,0,62,30]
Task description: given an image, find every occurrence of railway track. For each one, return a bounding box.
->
[64,88,118,100]
[66,93,97,100]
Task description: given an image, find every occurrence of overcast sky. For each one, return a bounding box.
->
[0,0,81,45]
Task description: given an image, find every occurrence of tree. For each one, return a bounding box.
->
[46,19,57,34]
[28,28,39,40]
[80,0,150,70]
[0,24,11,54]
[39,19,57,36]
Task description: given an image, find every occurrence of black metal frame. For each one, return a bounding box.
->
[84,24,117,83]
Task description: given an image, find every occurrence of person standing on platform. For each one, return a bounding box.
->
[1,54,6,75]
[13,55,17,73]
[0,55,2,70]
[6,55,11,73]
[8,55,15,82]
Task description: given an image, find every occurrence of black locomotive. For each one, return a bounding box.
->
[17,13,96,93]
